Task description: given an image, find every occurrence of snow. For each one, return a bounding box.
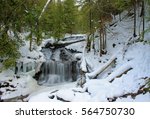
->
[29,92,58,102]
[0,9,150,102]
[116,93,150,102]
[0,71,38,100]
[82,42,150,101]
[29,84,92,102]
[80,43,88,72]
[63,34,87,41]
[85,54,117,80]
[105,62,132,82]
[66,41,85,52]
[19,41,45,62]
[40,38,55,48]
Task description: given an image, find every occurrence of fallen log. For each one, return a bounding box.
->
[110,68,133,83]
[106,63,133,82]
[107,82,149,102]
[45,39,85,49]
[85,55,117,80]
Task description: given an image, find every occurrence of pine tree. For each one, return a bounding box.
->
[0,0,26,69]
[51,0,65,40]
[141,0,145,40]
[24,0,46,50]
[63,0,78,34]
[0,0,47,68]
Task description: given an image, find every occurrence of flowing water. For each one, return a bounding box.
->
[38,60,73,85]
[37,48,79,86]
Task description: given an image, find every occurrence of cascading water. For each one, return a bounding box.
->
[36,48,79,86]
[38,60,73,85]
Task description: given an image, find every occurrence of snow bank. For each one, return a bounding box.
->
[0,72,38,100]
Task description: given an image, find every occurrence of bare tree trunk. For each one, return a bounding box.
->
[99,17,103,56]
[29,27,33,51]
[139,0,145,40]
[99,18,107,56]
[87,0,93,52]
[99,27,103,56]
[142,0,145,40]
[36,20,41,46]
[104,26,107,51]
[90,33,95,52]
[133,0,137,37]
[102,25,107,54]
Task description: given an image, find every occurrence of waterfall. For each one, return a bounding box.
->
[38,60,73,85]
[35,48,80,86]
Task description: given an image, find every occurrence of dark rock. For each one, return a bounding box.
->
[49,95,55,99]
[9,85,16,88]
[33,70,42,81]
[16,76,20,79]
[6,89,13,92]
[8,79,12,82]
[1,82,9,87]
[112,43,116,48]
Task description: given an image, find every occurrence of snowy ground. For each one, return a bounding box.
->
[0,12,150,102]
[28,42,150,102]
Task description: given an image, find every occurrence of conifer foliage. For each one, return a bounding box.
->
[0,0,149,69]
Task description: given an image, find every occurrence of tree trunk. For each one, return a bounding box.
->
[104,26,107,51]
[142,0,145,40]
[99,27,103,56]
[86,34,91,52]
[133,1,137,37]
[106,63,132,82]
[87,0,93,52]
[102,25,107,54]
[29,30,33,51]
[99,18,107,56]
[36,20,41,46]
[45,38,85,49]
[99,17,103,56]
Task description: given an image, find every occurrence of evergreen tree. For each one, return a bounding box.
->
[63,0,78,34]
[24,0,47,50]
[0,0,25,69]
[0,0,47,68]
[51,0,65,40]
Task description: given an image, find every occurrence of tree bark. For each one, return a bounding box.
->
[133,0,137,37]
[29,29,33,51]
[142,0,145,40]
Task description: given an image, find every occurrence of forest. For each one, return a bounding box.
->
[0,0,150,102]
